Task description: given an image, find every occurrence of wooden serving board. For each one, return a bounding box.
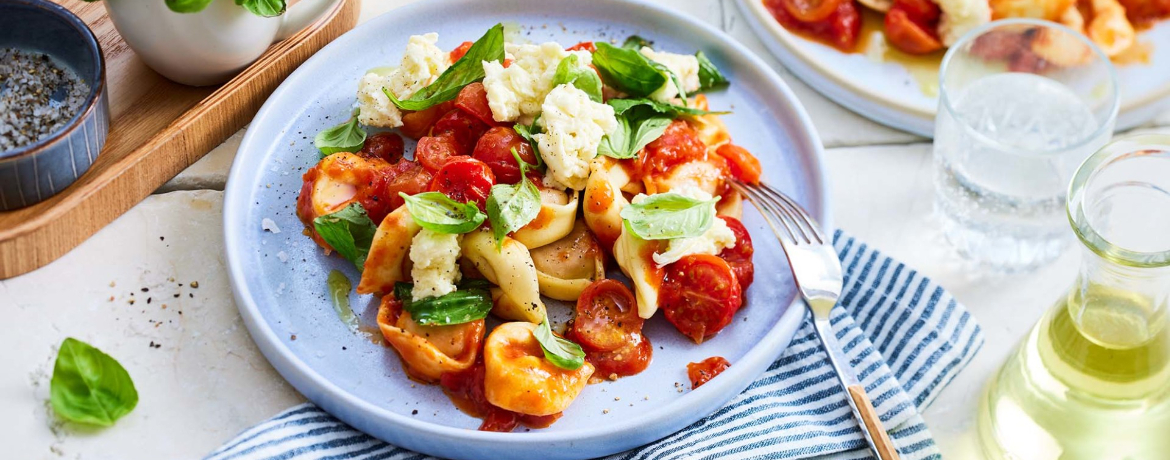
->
[0,0,360,279]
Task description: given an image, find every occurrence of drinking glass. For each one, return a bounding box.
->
[934,19,1119,271]
[978,133,1170,459]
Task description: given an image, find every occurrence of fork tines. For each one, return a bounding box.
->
[730,180,826,246]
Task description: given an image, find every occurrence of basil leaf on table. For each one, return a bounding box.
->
[486,150,542,250]
[314,109,366,158]
[533,318,586,371]
[394,280,493,326]
[592,42,668,99]
[619,192,717,240]
[235,0,286,17]
[313,202,377,269]
[385,23,506,111]
[50,338,138,427]
[608,98,727,118]
[551,54,603,103]
[695,51,730,92]
[399,192,486,234]
[621,35,654,50]
[164,0,214,13]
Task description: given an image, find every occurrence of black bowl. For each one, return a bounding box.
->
[0,0,108,211]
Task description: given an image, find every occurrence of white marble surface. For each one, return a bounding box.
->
[4,0,1169,459]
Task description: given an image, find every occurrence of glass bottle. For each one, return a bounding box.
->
[978,133,1170,459]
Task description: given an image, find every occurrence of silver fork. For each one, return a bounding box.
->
[731,180,900,460]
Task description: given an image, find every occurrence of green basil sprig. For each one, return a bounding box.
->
[609,98,726,118]
[50,338,138,426]
[598,114,671,159]
[551,54,603,103]
[619,192,717,240]
[314,108,367,158]
[394,279,493,326]
[399,192,486,234]
[236,0,285,17]
[163,0,214,13]
[592,42,668,99]
[486,149,542,249]
[533,318,586,371]
[695,51,730,92]
[385,23,505,111]
[313,202,377,270]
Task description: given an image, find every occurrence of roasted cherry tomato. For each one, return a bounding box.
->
[566,41,597,52]
[472,126,540,184]
[885,8,943,54]
[587,333,653,379]
[430,157,495,209]
[415,133,466,172]
[782,0,842,23]
[715,143,763,185]
[569,279,643,352]
[433,109,490,157]
[717,216,755,291]
[764,0,861,52]
[450,41,473,62]
[382,159,433,210]
[639,120,708,180]
[687,356,731,389]
[455,82,498,127]
[659,254,743,343]
[360,132,405,163]
[400,101,455,140]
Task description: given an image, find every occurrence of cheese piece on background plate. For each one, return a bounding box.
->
[535,84,617,190]
[408,228,463,301]
[357,33,452,128]
[482,42,592,123]
[639,47,701,103]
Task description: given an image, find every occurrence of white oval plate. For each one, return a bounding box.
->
[223,0,828,458]
[735,0,1170,137]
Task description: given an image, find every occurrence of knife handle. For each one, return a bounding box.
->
[847,384,901,460]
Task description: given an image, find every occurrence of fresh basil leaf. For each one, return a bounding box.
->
[622,35,654,50]
[592,42,667,99]
[598,111,670,159]
[608,98,726,118]
[399,192,486,234]
[235,0,285,17]
[512,122,545,171]
[386,24,505,111]
[313,202,377,269]
[394,282,493,326]
[165,0,214,13]
[619,192,717,240]
[315,109,366,158]
[597,116,633,159]
[533,318,586,371]
[551,54,603,103]
[695,51,729,91]
[50,338,138,426]
[629,116,671,155]
[486,154,542,250]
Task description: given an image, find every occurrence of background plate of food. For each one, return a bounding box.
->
[736,0,1170,136]
[222,0,828,458]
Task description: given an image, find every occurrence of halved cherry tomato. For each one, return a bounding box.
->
[639,120,708,180]
[569,279,643,352]
[566,41,597,52]
[717,216,755,291]
[455,82,498,127]
[659,254,742,343]
[894,0,940,22]
[687,356,731,389]
[587,334,653,379]
[884,8,943,55]
[430,157,495,209]
[764,0,861,52]
[360,132,405,163]
[382,159,433,210]
[715,143,763,185]
[415,133,466,172]
[472,126,540,184]
[433,109,490,157]
[400,101,455,140]
[782,0,842,23]
[450,41,473,62]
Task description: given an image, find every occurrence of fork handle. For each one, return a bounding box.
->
[847,384,901,460]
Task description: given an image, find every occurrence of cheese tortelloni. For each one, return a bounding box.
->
[613,224,667,319]
[512,188,578,250]
[462,228,546,323]
[484,322,595,416]
[358,205,422,296]
[583,157,634,250]
[377,295,484,383]
[530,221,605,301]
[689,95,732,151]
[717,190,744,220]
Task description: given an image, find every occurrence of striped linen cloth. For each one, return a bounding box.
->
[208,231,984,460]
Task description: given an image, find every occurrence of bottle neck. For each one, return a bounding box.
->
[1068,245,1170,348]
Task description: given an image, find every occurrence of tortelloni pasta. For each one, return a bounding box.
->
[530,221,605,301]
[612,224,667,319]
[461,228,546,323]
[358,205,422,296]
[511,188,579,250]
[483,322,595,416]
[376,295,485,383]
[583,157,635,250]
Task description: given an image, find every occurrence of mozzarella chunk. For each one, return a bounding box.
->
[482,42,593,123]
[639,47,701,103]
[409,229,463,301]
[652,216,736,266]
[357,33,452,128]
[535,84,618,190]
[937,0,991,46]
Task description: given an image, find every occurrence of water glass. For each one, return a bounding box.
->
[933,19,1119,271]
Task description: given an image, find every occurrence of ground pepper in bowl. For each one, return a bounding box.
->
[0,48,91,152]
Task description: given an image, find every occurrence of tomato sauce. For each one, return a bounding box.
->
[688,357,731,389]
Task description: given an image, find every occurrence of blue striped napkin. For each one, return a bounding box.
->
[208,231,983,460]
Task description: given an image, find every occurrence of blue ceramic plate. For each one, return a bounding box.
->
[223,0,827,458]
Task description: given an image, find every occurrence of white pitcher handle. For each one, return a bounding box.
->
[274,0,341,42]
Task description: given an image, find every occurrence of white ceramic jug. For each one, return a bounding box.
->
[104,0,340,86]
